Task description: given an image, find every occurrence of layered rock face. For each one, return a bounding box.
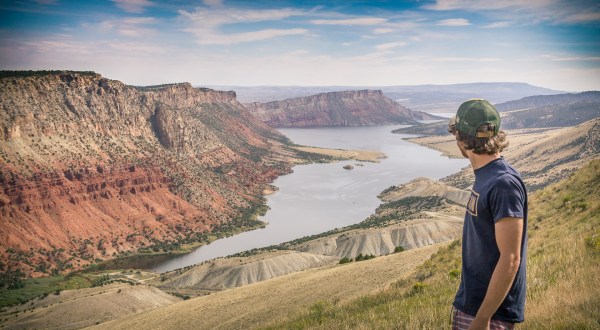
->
[245,89,438,128]
[0,71,292,276]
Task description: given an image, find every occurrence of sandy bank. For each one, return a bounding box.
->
[293,145,387,162]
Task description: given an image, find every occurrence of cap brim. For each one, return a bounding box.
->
[447,116,457,133]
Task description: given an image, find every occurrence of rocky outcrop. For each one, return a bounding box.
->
[245,90,439,127]
[0,71,292,276]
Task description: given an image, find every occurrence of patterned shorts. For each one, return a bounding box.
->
[451,307,515,330]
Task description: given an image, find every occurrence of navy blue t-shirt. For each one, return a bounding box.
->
[453,157,528,323]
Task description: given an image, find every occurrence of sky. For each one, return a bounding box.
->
[0,0,599,91]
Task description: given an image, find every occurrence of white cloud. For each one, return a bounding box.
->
[424,0,555,11]
[98,17,157,37]
[375,42,407,51]
[437,18,471,26]
[424,0,600,24]
[540,54,600,62]
[179,7,308,45]
[373,28,394,34]
[202,0,223,7]
[310,18,388,26]
[432,57,502,62]
[563,12,600,23]
[196,28,308,45]
[112,0,153,13]
[109,42,167,55]
[485,21,511,28]
[34,0,58,5]
[285,49,309,56]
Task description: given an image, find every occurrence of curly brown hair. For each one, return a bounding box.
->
[455,123,509,155]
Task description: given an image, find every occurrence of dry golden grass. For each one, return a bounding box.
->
[91,244,442,330]
[522,158,600,329]
[0,283,180,330]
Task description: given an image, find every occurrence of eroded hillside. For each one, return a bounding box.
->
[0,71,296,276]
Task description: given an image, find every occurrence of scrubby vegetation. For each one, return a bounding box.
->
[263,159,600,329]
[0,274,92,307]
[0,269,156,308]
[0,70,98,78]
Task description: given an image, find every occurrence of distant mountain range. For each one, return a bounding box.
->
[210,82,565,113]
[245,89,440,128]
[495,91,600,112]
[394,91,600,135]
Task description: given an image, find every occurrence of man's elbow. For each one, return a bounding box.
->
[502,254,521,274]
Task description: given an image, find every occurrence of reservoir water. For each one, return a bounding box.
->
[150,125,468,273]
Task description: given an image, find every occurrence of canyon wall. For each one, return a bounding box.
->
[0,71,292,276]
[245,89,438,128]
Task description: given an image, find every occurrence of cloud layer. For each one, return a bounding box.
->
[0,0,598,91]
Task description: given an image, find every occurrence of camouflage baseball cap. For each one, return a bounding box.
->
[448,99,500,138]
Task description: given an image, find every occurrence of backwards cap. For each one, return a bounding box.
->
[449,99,500,138]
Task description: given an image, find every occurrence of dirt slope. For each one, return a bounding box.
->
[296,216,462,258]
[0,283,179,330]
[91,243,443,330]
[158,251,338,293]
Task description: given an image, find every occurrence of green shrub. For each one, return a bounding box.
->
[585,233,600,254]
[409,282,428,296]
[449,269,461,279]
[339,257,352,264]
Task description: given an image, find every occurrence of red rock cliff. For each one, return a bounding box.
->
[245,89,438,127]
[0,71,291,276]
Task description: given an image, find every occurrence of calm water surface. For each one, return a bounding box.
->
[150,125,468,272]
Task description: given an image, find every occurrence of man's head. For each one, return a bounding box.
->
[448,99,508,156]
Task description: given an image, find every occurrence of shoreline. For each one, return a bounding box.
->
[81,219,270,273]
[402,135,464,159]
[291,145,387,163]
[67,145,381,275]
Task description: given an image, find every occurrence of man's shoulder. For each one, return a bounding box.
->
[500,158,522,177]
[489,169,527,201]
[490,158,524,184]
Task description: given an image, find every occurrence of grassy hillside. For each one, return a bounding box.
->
[263,159,600,329]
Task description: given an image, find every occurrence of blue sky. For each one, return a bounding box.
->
[0,0,599,91]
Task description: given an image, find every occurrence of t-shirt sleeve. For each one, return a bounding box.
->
[489,174,525,223]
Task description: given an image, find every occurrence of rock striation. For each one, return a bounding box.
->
[245,89,439,127]
[0,71,293,276]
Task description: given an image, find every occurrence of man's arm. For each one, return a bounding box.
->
[469,217,524,330]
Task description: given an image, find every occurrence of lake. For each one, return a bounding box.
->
[150,125,468,273]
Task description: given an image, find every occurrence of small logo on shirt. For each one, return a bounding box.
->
[467,189,479,217]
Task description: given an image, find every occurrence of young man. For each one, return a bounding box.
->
[448,99,528,330]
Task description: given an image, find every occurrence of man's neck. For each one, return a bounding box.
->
[467,152,501,171]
